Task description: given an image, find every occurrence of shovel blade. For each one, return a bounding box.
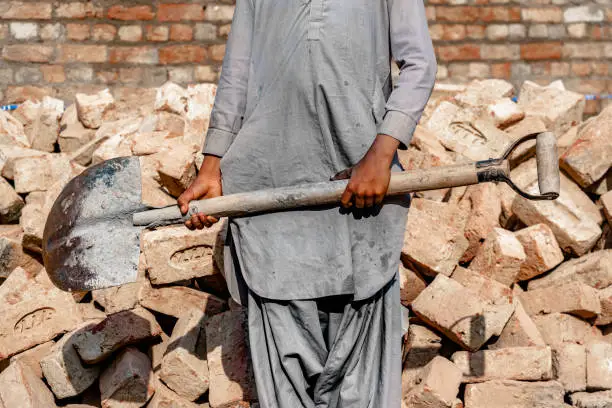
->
[43,157,148,292]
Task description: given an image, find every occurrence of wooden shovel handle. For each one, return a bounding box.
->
[536,132,560,198]
[133,161,502,227]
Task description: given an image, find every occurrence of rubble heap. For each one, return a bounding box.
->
[0,78,611,408]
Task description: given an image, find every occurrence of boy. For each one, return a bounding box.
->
[179,1,437,406]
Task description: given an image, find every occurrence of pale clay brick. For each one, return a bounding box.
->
[0,268,81,360]
[9,22,38,40]
[426,102,511,162]
[41,322,102,399]
[0,362,56,408]
[464,380,565,408]
[206,310,257,408]
[596,286,612,327]
[58,121,97,153]
[8,341,54,379]
[488,299,547,350]
[0,145,50,180]
[99,348,155,408]
[450,399,463,408]
[75,89,115,129]
[533,313,603,348]
[412,275,514,351]
[142,221,225,285]
[130,130,174,156]
[184,84,216,146]
[0,111,30,148]
[398,126,456,202]
[402,198,469,277]
[486,98,525,129]
[155,82,188,115]
[454,79,515,109]
[460,183,502,263]
[570,390,612,407]
[154,111,185,138]
[15,97,63,152]
[518,80,585,137]
[511,171,602,256]
[452,346,553,383]
[588,170,611,197]
[558,126,580,156]
[92,281,143,314]
[150,332,170,373]
[514,224,564,281]
[13,153,84,194]
[502,117,547,171]
[139,285,226,319]
[149,380,203,408]
[402,324,443,388]
[91,254,146,314]
[602,191,612,227]
[469,228,526,286]
[528,250,612,291]
[140,155,178,208]
[587,342,612,391]
[77,302,107,322]
[73,307,162,364]
[553,343,587,393]
[564,5,605,23]
[0,177,24,224]
[403,356,462,408]
[451,266,512,306]
[399,264,427,307]
[156,144,197,197]
[91,132,134,166]
[159,309,209,401]
[561,105,612,188]
[519,282,601,319]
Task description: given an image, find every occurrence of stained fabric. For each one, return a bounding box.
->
[247,274,402,408]
[205,0,437,302]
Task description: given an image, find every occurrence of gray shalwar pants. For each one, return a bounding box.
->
[247,275,402,408]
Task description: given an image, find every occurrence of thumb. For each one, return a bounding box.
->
[177,189,195,215]
[331,168,353,181]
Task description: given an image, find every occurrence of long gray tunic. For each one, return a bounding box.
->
[204,0,437,302]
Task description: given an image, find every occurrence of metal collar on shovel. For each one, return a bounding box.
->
[43,132,560,292]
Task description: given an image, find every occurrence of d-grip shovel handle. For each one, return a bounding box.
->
[489,132,560,201]
[133,132,560,227]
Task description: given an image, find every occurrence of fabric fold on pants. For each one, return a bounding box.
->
[247,275,402,408]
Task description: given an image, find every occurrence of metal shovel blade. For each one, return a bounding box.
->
[42,157,147,292]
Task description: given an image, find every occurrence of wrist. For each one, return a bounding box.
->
[367,134,399,167]
[200,155,221,176]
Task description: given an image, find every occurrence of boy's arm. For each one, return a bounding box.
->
[337,0,437,208]
[179,0,254,229]
[202,0,255,157]
[377,0,437,150]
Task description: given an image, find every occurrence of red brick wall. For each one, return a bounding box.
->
[0,1,232,103]
[0,1,610,113]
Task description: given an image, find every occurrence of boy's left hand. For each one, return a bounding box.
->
[332,134,400,209]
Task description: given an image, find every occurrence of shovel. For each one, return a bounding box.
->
[43,132,560,292]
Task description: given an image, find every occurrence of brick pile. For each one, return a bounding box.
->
[0,78,611,407]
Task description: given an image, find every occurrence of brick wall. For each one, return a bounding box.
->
[428,1,611,114]
[0,1,610,113]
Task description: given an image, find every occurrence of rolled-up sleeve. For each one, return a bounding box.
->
[203,0,254,157]
[377,0,437,149]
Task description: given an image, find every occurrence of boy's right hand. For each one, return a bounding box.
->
[177,155,223,230]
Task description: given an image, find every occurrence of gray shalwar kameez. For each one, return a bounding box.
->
[202,0,437,406]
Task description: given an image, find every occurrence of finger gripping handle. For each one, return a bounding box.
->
[536,132,560,199]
